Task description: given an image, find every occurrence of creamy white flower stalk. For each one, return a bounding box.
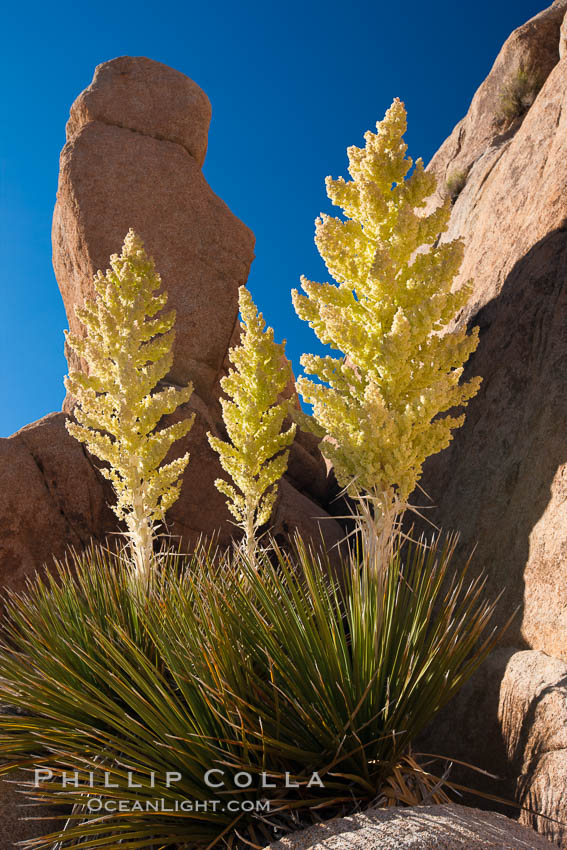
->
[64,230,194,582]
[292,99,481,563]
[208,286,296,563]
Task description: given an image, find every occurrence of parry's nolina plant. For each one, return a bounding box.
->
[208,286,296,562]
[0,536,501,849]
[0,103,505,850]
[292,98,481,567]
[64,229,194,581]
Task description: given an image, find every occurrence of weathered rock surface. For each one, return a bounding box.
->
[502,651,567,845]
[428,0,567,206]
[53,55,254,401]
[419,0,567,659]
[421,649,567,848]
[0,57,341,593]
[0,771,65,850]
[413,3,567,846]
[265,804,554,849]
[0,413,114,595]
[66,56,212,167]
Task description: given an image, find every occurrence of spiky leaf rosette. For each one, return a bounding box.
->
[0,535,504,849]
[208,286,296,553]
[292,99,481,504]
[64,230,194,577]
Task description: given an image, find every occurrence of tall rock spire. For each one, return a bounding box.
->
[53,56,255,401]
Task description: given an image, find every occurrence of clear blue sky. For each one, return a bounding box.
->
[0,0,545,437]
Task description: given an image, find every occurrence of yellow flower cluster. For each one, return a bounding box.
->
[64,230,194,579]
[208,286,296,557]
[292,99,481,503]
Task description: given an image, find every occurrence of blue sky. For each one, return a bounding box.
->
[0,0,545,437]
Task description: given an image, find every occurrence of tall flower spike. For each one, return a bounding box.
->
[208,286,296,562]
[64,230,194,581]
[292,99,481,556]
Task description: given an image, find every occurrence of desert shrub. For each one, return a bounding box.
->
[496,63,544,124]
[0,534,501,848]
[445,169,469,202]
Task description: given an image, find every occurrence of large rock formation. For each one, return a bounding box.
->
[422,649,567,847]
[415,1,567,845]
[0,56,344,597]
[265,804,554,849]
[0,413,115,594]
[502,652,567,845]
[420,0,567,659]
[53,56,252,400]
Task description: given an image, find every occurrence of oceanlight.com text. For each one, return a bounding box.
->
[86,798,272,814]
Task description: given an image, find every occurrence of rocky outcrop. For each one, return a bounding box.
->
[502,652,567,845]
[0,57,343,592]
[415,2,567,845]
[0,413,114,595]
[427,0,567,210]
[421,649,567,847]
[53,56,253,401]
[265,804,554,849]
[65,56,211,167]
[419,0,567,659]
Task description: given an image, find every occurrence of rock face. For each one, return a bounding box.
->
[428,0,567,205]
[265,804,554,849]
[53,56,253,400]
[421,649,567,848]
[0,56,343,593]
[0,771,65,850]
[415,2,567,846]
[65,56,211,167]
[501,651,567,845]
[419,0,567,660]
[0,413,114,595]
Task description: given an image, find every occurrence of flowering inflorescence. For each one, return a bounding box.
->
[208,286,296,561]
[292,99,480,513]
[64,230,194,580]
